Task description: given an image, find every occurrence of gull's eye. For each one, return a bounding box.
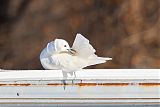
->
[64,45,67,47]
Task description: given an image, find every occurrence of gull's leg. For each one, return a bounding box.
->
[62,71,67,90]
[71,72,74,84]
[74,71,76,79]
[72,71,76,84]
[67,72,74,84]
[72,79,74,84]
[62,80,66,90]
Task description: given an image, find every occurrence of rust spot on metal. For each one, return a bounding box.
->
[77,83,97,86]
[0,83,31,86]
[76,83,129,86]
[139,83,160,86]
[11,83,31,86]
[0,84,6,86]
[46,82,160,86]
[102,83,129,86]
[47,83,63,86]
[46,83,130,86]
[0,83,159,86]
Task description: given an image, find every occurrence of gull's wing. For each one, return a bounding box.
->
[72,33,112,67]
[54,53,111,71]
[47,41,56,55]
[40,46,59,70]
[72,33,96,58]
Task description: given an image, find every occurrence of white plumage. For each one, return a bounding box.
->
[40,33,112,78]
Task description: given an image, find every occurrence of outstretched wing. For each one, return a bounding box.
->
[72,33,112,67]
[72,33,96,58]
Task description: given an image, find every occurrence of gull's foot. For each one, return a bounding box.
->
[62,80,66,90]
[62,80,66,85]
[72,79,74,84]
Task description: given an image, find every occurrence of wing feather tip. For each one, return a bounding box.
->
[105,57,112,60]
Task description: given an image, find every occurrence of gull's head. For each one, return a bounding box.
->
[54,39,70,53]
[47,39,76,55]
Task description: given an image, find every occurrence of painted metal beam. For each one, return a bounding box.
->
[0,69,159,106]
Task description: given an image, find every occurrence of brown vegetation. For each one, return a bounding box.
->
[0,0,159,69]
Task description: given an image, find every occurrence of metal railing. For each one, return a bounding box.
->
[0,69,159,106]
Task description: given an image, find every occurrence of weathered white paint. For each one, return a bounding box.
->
[0,69,159,80]
[0,69,159,106]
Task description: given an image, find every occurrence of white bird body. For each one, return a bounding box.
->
[40,33,112,77]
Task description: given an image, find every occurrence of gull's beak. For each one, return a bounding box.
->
[67,48,77,55]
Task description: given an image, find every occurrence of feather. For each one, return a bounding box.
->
[72,33,112,67]
[72,33,96,58]
[47,41,56,55]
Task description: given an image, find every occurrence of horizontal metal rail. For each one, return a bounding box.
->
[0,69,159,106]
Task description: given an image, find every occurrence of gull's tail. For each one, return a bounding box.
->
[87,55,112,66]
